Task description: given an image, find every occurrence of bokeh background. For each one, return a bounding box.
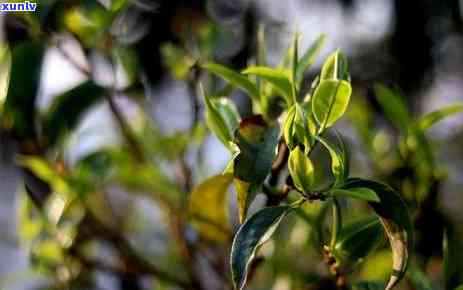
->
[0,0,463,289]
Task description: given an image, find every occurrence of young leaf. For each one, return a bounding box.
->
[43,81,105,146]
[416,103,463,131]
[320,50,349,81]
[332,215,384,266]
[288,146,314,193]
[188,174,233,242]
[343,178,413,290]
[202,86,235,149]
[284,104,309,150]
[330,188,380,202]
[443,228,463,290]
[233,116,279,184]
[312,80,352,129]
[295,34,326,84]
[242,67,293,103]
[3,41,45,138]
[231,205,292,290]
[316,136,349,187]
[202,62,259,99]
[374,84,410,132]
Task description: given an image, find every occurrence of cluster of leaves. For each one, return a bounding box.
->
[198,34,416,290]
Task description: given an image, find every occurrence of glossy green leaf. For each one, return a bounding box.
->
[243,66,293,102]
[416,103,463,131]
[3,41,45,138]
[288,146,314,193]
[283,104,309,150]
[316,136,349,186]
[202,62,259,99]
[443,228,463,290]
[231,205,292,290]
[320,50,349,81]
[330,188,380,202]
[374,84,410,132]
[188,174,233,242]
[295,34,326,84]
[43,81,105,146]
[332,215,384,266]
[312,79,352,129]
[233,116,279,184]
[343,178,413,290]
[214,97,241,135]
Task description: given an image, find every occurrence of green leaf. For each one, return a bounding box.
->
[202,85,235,149]
[353,282,385,290]
[214,97,241,135]
[332,215,384,266]
[243,66,293,103]
[330,188,380,202]
[374,84,410,132]
[443,228,463,290]
[233,116,279,184]
[288,146,314,193]
[312,80,352,129]
[295,34,326,84]
[43,81,105,146]
[188,174,233,242]
[416,103,463,131]
[283,104,310,150]
[234,178,258,224]
[316,136,349,187]
[320,50,349,81]
[231,205,292,290]
[202,62,259,99]
[455,286,463,290]
[343,178,413,290]
[3,41,45,138]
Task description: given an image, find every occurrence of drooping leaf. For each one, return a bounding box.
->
[316,136,349,187]
[330,188,380,202]
[312,80,352,129]
[3,41,45,138]
[231,205,292,290]
[374,84,410,132]
[233,116,279,184]
[295,34,326,84]
[343,178,413,290]
[288,146,314,193]
[43,81,105,146]
[320,50,349,81]
[332,215,384,266]
[416,103,463,131]
[243,67,293,103]
[188,174,233,242]
[443,228,463,290]
[202,62,259,99]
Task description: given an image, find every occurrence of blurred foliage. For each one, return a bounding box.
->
[0,1,462,290]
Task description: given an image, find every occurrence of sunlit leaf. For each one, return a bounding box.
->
[312,80,352,129]
[316,136,349,186]
[330,188,380,202]
[288,146,314,193]
[416,103,463,131]
[320,50,349,81]
[231,205,292,290]
[332,215,384,266]
[243,67,293,103]
[343,178,413,290]
[295,34,326,84]
[188,174,233,242]
[374,84,410,132]
[202,62,259,99]
[43,81,105,146]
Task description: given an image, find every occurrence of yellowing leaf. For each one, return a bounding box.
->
[188,174,233,242]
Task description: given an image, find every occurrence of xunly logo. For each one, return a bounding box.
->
[0,1,37,12]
